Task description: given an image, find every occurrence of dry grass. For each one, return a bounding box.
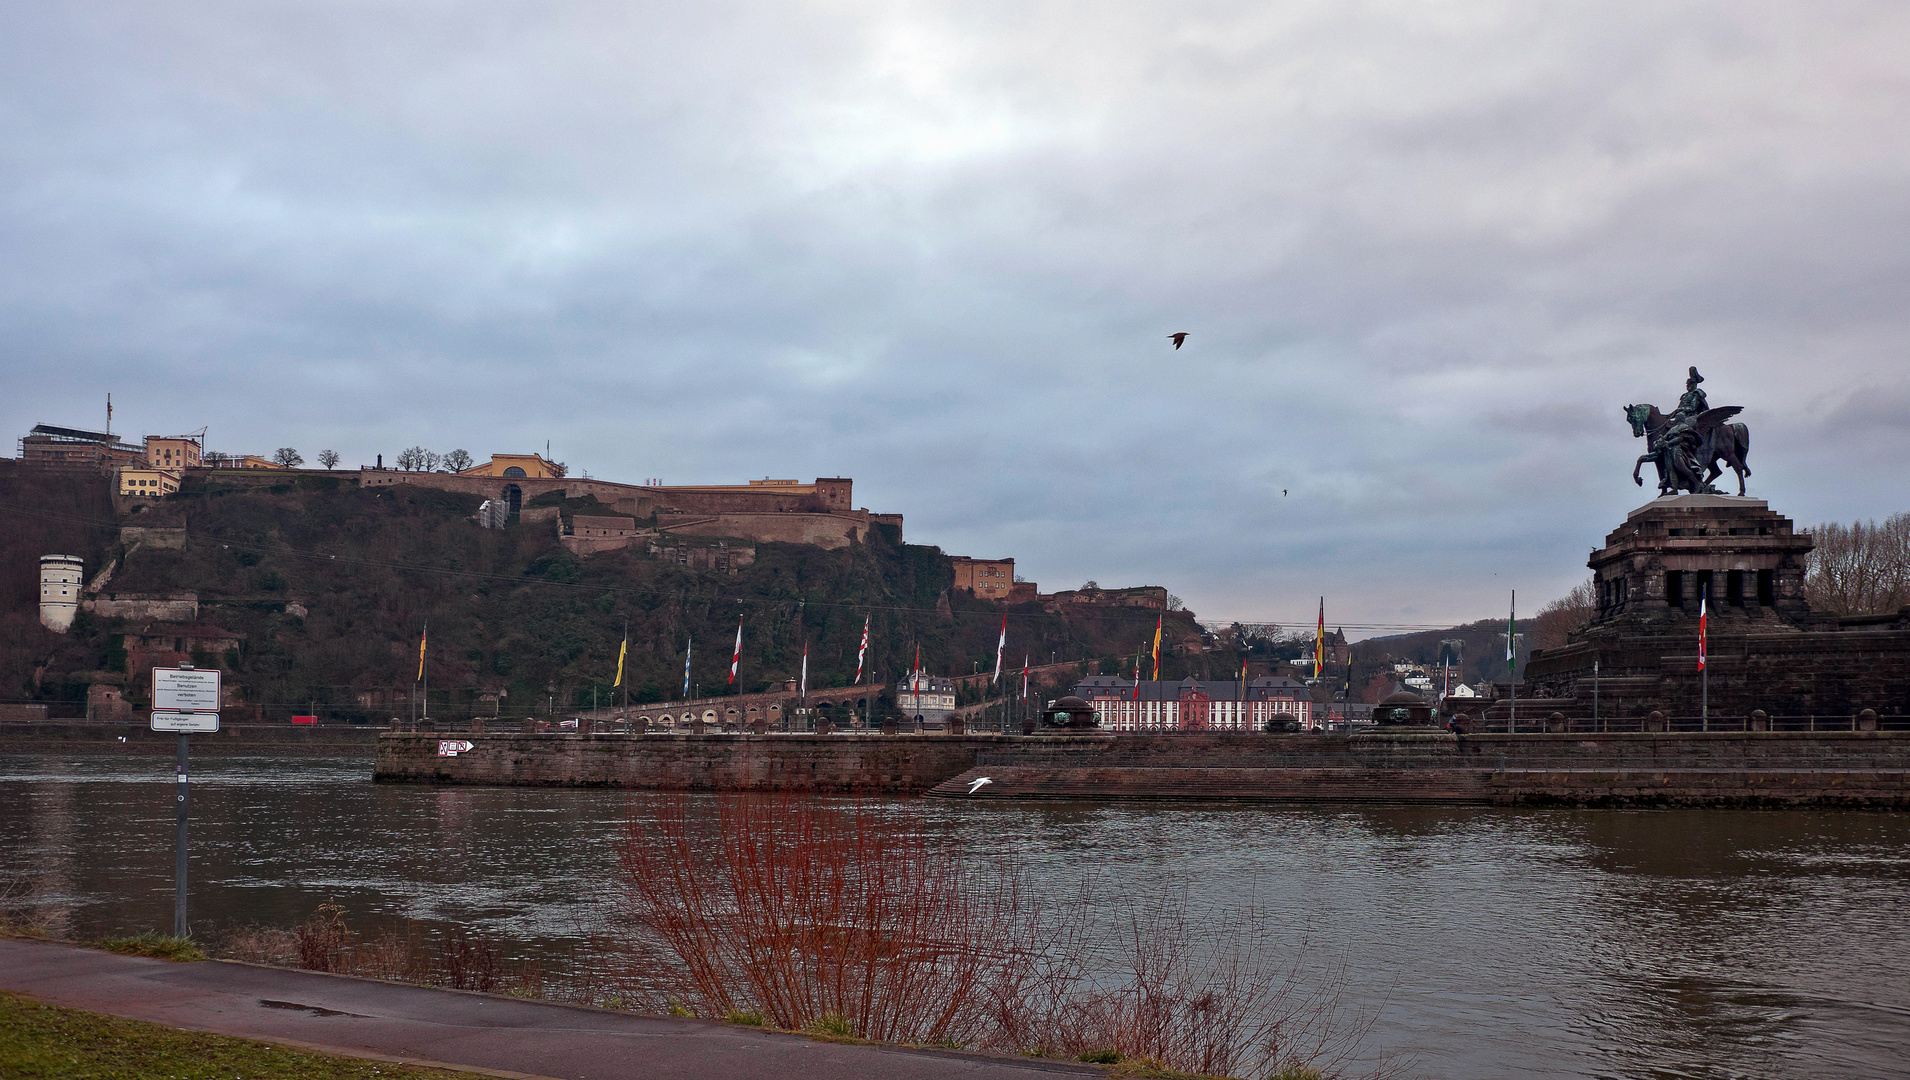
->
[210,905,544,998]
[616,791,1400,1080]
[0,873,51,940]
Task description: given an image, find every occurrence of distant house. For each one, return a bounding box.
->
[144,435,202,471]
[1073,675,1314,731]
[124,623,244,683]
[117,466,180,498]
[895,671,957,725]
[950,556,1015,600]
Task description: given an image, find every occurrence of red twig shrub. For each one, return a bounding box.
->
[618,791,1027,1045]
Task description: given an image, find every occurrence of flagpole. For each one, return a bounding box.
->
[1507,592,1517,735]
[421,621,428,724]
[621,617,629,716]
[1700,580,1709,732]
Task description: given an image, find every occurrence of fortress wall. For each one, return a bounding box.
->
[658,511,869,549]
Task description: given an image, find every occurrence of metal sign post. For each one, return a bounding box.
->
[152,665,219,938]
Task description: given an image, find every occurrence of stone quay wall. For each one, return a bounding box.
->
[375,731,1024,793]
[375,730,1910,806]
[0,720,383,755]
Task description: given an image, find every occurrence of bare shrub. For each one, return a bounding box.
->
[1527,580,1596,652]
[618,791,1027,1045]
[437,927,506,993]
[294,901,350,972]
[1806,513,1910,615]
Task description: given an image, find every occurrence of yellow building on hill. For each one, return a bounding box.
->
[118,466,180,498]
[144,435,202,471]
[458,453,564,479]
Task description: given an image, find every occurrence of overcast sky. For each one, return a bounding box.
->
[5,2,1908,634]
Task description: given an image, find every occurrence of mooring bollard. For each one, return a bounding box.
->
[1858,708,1879,731]
[1749,709,1769,731]
[946,715,966,735]
[1547,712,1567,733]
[1646,710,1668,732]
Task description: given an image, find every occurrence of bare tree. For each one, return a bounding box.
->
[1805,513,1910,615]
[420,450,443,473]
[1166,593,1185,611]
[1527,580,1596,652]
[317,450,340,470]
[395,446,429,471]
[441,449,474,473]
[272,447,304,468]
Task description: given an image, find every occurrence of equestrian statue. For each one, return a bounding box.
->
[1624,367,1751,497]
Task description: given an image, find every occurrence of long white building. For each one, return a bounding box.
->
[1071,675,1315,732]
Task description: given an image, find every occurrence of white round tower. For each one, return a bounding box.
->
[39,555,84,633]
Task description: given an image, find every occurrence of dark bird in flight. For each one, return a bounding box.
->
[1168,332,1188,349]
[1283,489,1288,496]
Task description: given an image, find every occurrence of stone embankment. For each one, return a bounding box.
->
[375,730,1910,807]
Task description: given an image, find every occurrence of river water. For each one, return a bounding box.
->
[2,753,1906,1079]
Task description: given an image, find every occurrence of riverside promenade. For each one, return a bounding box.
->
[0,939,1100,1080]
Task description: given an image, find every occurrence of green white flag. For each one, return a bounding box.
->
[1506,591,1517,673]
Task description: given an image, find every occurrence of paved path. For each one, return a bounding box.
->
[0,939,1099,1080]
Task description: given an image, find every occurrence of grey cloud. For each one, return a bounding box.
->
[4,1,1909,631]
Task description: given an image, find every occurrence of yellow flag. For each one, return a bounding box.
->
[417,626,427,680]
[614,638,627,688]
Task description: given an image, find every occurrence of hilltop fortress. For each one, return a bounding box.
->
[353,454,902,552]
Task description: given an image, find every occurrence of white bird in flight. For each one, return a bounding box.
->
[966,777,993,794]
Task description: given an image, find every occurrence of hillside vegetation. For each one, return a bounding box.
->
[2,470,1197,719]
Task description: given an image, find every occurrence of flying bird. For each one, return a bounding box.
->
[1283,489,1288,497]
[1168,332,1189,350]
[966,776,993,794]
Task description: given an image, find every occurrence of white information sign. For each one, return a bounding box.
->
[153,668,222,713]
[151,711,221,733]
[438,740,475,757]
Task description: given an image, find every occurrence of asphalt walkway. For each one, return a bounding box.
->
[0,939,1100,1080]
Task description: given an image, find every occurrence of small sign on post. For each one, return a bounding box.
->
[150,711,220,732]
[151,666,220,940]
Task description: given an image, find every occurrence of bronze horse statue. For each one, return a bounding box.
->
[1625,403,1751,496]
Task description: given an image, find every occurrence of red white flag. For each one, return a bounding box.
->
[854,616,869,684]
[1021,655,1030,700]
[800,640,808,698]
[1132,649,1142,701]
[728,618,743,684]
[992,612,1006,684]
[1698,587,1708,670]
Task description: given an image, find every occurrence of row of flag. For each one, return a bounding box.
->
[411,587,1565,702]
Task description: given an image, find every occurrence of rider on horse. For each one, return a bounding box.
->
[1651,367,1716,494]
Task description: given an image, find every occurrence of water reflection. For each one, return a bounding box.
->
[0,756,1905,1079]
